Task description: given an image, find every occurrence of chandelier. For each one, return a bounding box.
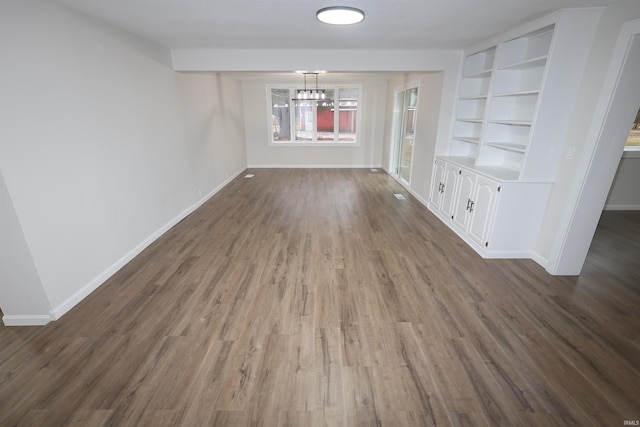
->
[292,73,328,101]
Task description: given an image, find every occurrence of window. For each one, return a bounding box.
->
[625,107,640,150]
[269,85,361,144]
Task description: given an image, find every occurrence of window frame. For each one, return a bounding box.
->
[266,84,362,146]
[624,107,640,152]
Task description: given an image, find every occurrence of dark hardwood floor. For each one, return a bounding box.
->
[1,168,638,426]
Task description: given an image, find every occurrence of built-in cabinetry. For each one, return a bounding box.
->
[430,160,459,220]
[431,158,550,256]
[451,25,554,179]
[429,12,601,260]
[431,159,499,247]
[451,169,499,247]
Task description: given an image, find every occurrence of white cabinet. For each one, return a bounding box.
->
[428,157,552,258]
[430,159,446,209]
[431,159,499,246]
[451,168,476,231]
[451,169,500,247]
[467,176,500,246]
[430,159,460,219]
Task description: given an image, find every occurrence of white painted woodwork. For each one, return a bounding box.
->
[430,160,461,220]
[429,156,552,258]
[468,176,500,247]
[452,169,477,232]
[429,10,602,264]
[442,163,461,219]
[429,159,447,211]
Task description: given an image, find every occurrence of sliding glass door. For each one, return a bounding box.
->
[393,86,419,185]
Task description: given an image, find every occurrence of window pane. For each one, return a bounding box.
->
[338,88,358,141]
[269,85,359,144]
[626,108,640,148]
[405,87,418,136]
[317,89,335,141]
[271,89,290,141]
[295,100,313,141]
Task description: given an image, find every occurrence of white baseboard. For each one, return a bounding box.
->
[2,314,51,326]
[603,204,640,211]
[48,167,246,322]
[482,249,538,259]
[530,251,550,271]
[246,164,382,169]
[386,171,411,191]
[410,189,430,209]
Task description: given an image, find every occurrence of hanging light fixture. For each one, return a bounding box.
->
[316,6,365,25]
[291,72,329,102]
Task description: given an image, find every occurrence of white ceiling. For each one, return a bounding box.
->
[57,0,615,50]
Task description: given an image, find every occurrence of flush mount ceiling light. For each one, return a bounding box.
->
[316,6,365,25]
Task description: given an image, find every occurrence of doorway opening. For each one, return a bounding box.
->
[553,24,640,274]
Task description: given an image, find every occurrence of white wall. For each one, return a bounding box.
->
[0,0,246,324]
[382,73,447,205]
[605,152,640,210]
[242,74,388,168]
[0,171,51,325]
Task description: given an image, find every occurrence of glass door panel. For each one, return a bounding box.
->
[393,91,405,175]
[396,87,419,184]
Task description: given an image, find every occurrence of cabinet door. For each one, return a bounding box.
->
[430,160,446,210]
[452,169,476,231]
[441,163,460,219]
[468,176,500,246]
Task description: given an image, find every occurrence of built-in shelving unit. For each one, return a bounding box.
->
[451,47,496,159]
[429,10,604,262]
[431,23,553,256]
[450,25,555,179]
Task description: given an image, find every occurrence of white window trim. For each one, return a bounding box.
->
[266,84,362,146]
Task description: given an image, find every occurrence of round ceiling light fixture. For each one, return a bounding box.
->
[316,6,365,25]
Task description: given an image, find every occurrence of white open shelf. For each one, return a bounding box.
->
[484,142,527,153]
[493,66,546,94]
[488,119,532,126]
[462,47,496,77]
[493,90,540,97]
[446,24,555,180]
[498,55,547,71]
[496,25,554,69]
[454,137,481,144]
[460,94,489,100]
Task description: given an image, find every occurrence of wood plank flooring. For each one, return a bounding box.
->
[1,168,639,426]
